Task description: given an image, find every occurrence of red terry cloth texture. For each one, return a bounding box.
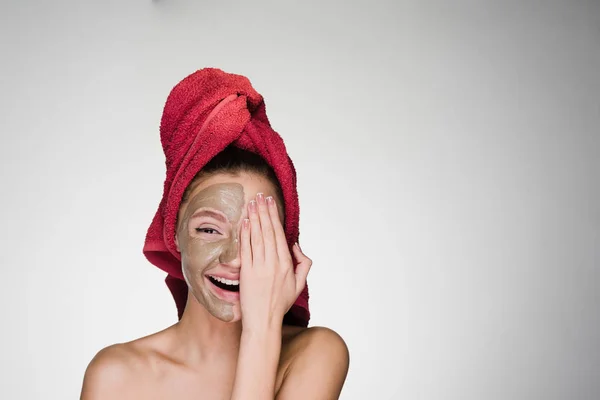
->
[143,68,309,327]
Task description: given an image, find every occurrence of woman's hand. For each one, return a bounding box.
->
[239,193,311,331]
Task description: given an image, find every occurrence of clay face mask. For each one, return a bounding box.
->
[176,182,245,322]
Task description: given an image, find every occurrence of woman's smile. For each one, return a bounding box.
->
[206,275,241,302]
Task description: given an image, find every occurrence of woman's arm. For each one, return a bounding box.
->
[230,194,311,400]
[230,324,283,399]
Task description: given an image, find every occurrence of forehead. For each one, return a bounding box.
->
[177,172,286,230]
[183,182,245,221]
[179,171,284,222]
[186,172,279,203]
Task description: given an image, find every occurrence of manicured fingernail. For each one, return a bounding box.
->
[249,200,257,212]
[266,196,274,206]
[256,193,264,204]
[243,218,249,229]
[295,242,301,251]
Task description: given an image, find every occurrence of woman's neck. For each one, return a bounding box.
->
[172,294,243,366]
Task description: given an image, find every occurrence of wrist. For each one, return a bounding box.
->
[241,321,282,338]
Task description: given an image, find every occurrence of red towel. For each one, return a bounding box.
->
[143,68,309,327]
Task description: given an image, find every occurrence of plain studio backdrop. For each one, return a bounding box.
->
[1,0,599,399]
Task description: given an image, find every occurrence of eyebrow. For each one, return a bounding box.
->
[189,208,228,223]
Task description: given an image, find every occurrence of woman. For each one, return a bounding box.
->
[81,68,349,399]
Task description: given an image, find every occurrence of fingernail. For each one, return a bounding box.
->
[243,218,250,229]
[295,242,301,251]
[256,193,264,204]
[266,196,274,206]
[249,200,257,212]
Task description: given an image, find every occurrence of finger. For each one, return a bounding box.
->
[257,193,277,265]
[292,243,312,296]
[292,241,311,264]
[240,218,252,271]
[266,196,292,266]
[248,199,264,267]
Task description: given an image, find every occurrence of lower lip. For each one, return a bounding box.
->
[205,276,240,302]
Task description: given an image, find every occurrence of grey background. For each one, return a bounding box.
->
[1,0,599,399]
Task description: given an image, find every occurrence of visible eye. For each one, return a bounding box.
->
[195,228,221,235]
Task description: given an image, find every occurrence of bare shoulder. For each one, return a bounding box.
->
[80,333,166,400]
[282,325,349,358]
[80,342,142,399]
[278,326,350,399]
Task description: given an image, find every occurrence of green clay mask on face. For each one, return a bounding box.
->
[177,182,245,322]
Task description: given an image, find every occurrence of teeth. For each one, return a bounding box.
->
[210,275,239,286]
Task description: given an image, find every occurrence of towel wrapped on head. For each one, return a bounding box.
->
[143,68,309,327]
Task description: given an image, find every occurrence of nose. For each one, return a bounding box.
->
[218,234,241,267]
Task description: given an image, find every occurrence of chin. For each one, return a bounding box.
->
[189,282,243,323]
[211,312,242,324]
[226,305,242,323]
[203,300,242,323]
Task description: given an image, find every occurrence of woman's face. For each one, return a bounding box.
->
[175,171,284,323]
